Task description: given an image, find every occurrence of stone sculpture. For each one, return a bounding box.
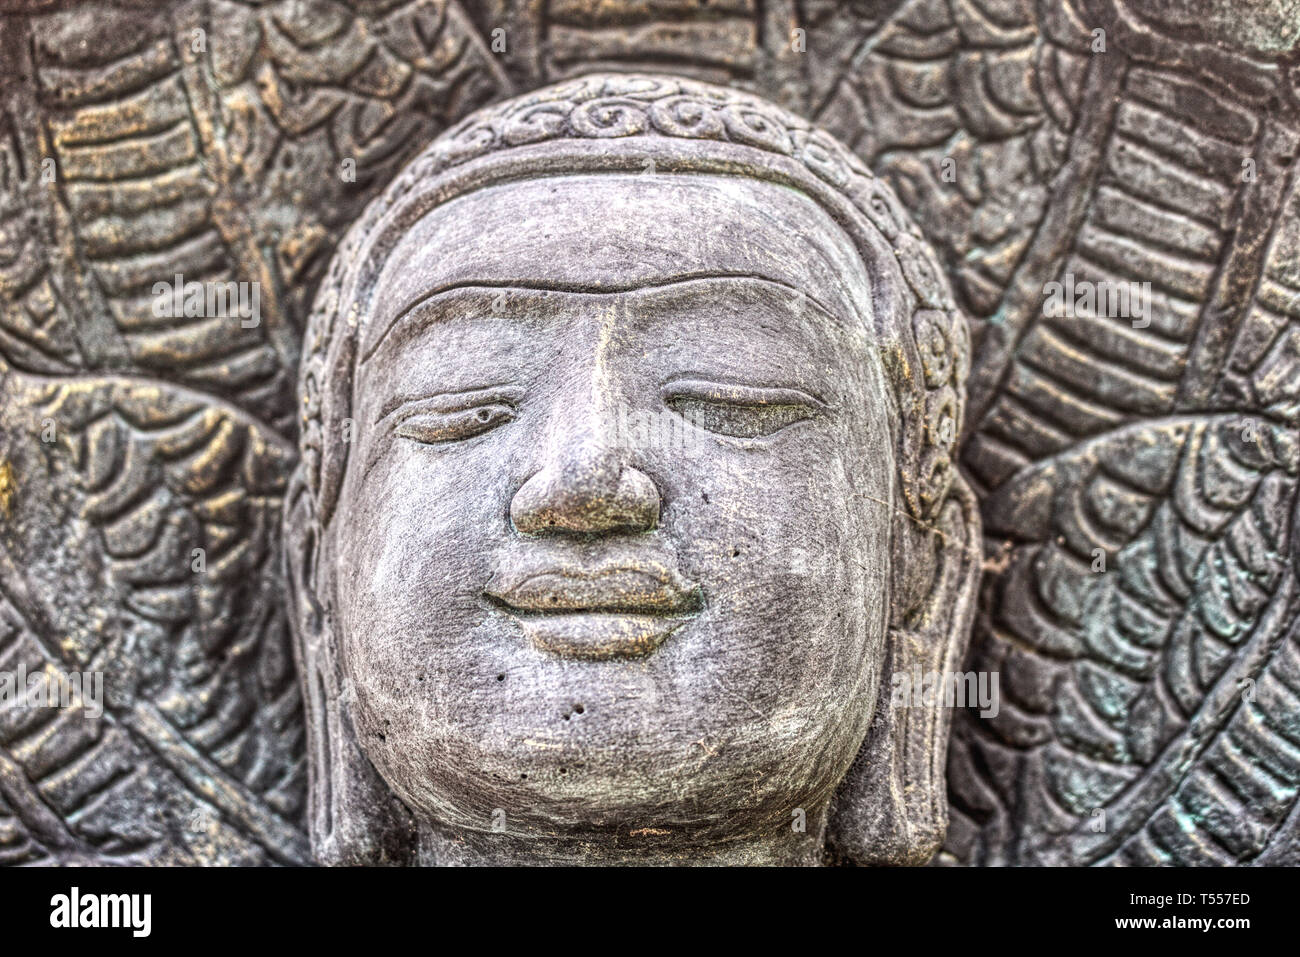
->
[0,0,1297,866]
[285,73,979,865]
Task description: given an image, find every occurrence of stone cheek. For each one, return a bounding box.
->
[289,75,979,866]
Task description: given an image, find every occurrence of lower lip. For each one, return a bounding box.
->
[506,612,690,660]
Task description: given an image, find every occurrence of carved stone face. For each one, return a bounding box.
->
[328,172,897,858]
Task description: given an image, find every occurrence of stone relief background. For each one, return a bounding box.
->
[0,0,1297,865]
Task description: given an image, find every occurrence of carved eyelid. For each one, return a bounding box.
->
[659,378,826,409]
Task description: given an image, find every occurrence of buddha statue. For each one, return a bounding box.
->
[283,74,981,866]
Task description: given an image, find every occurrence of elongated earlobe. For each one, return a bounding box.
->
[284,471,416,866]
[827,478,982,865]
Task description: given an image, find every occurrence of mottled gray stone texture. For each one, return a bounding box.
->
[287,76,978,865]
[0,0,1298,866]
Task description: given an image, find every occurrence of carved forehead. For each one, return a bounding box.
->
[362,173,875,359]
[300,73,970,528]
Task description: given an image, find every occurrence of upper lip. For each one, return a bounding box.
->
[485,545,702,616]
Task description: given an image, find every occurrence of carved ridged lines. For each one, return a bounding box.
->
[1116,636,1300,864]
[1217,158,1300,418]
[0,376,308,863]
[33,35,287,418]
[60,388,304,820]
[971,67,1256,490]
[820,0,1070,326]
[543,0,761,80]
[1073,431,1279,740]
[0,591,158,862]
[0,794,39,865]
[963,416,1297,863]
[0,204,78,371]
[0,81,79,375]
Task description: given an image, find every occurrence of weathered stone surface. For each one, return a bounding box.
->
[0,0,1296,866]
[288,74,979,865]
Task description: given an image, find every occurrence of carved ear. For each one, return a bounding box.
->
[827,476,982,865]
[284,471,415,866]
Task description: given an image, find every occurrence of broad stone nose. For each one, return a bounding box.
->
[510,429,660,536]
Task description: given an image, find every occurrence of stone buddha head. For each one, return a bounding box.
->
[285,74,980,866]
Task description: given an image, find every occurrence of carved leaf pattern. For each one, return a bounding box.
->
[0,372,309,864]
[944,416,1299,864]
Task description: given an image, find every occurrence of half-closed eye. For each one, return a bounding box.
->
[382,386,522,445]
[660,378,825,439]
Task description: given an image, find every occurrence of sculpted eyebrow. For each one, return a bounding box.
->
[361,282,527,363]
[361,273,848,361]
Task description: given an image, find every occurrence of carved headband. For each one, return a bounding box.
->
[297,73,970,530]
